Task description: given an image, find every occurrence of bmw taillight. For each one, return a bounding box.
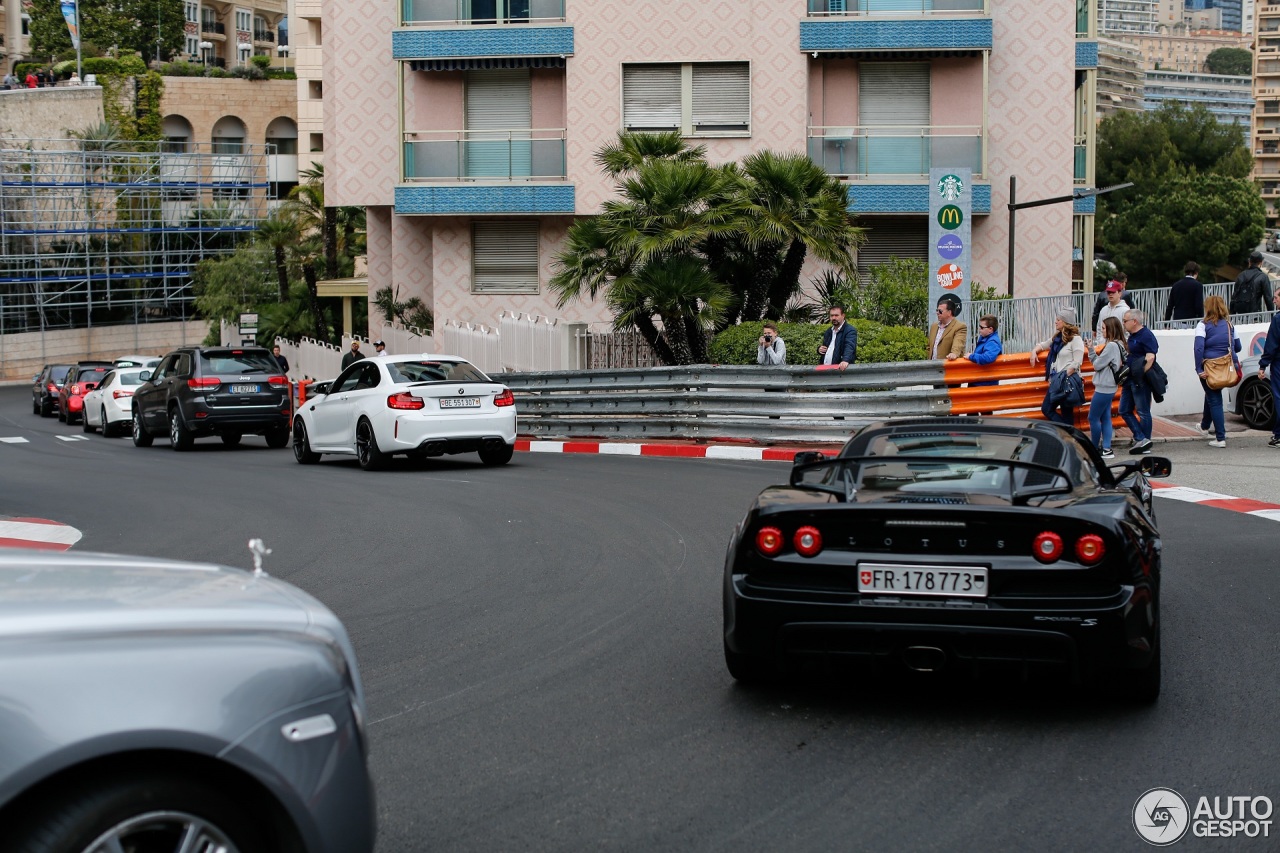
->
[388,392,425,410]
[1075,534,1106,565]
[113,390,133,399]
[1032,531,1064,563]
[493,389,515,407]
[793,526,823,557]
[755,526,784,556]
[268,375,288,388]
[187,377,220,390]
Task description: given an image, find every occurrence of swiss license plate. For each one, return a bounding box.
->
[857,563,988,598]
[230,384,258,394]
[439,397,480,409]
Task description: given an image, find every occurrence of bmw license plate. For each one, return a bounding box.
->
[439,397,480,409]
[857,563,988,598]
[231,384,258,394]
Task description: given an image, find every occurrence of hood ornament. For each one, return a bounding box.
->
[248,538,272,577]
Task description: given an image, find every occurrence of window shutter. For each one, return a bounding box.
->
[691,63,750,131]
[473,221,539,294]
[855,216,928,284]
[465,69,532,177]
[623,65,681,130]
[858,62,930,126]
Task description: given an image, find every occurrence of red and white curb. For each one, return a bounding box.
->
[515,439,839,462]
[0,518,83,551]
[1149,482,1280,522]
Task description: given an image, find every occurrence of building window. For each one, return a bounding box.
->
[185,35,199,56]
[473,221,539,294]
[236,9,252,31]
[184,1,198,23]
[622,62,750,135]
[212,136,244,154]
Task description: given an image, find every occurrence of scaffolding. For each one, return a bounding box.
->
[0,139,274,336]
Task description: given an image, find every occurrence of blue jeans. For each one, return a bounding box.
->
[1272,369,1280,439]
[1119,382,1152,442]
[1089,388,1116,449]
[1199,378,1225,441]
[1041,393,1075,426]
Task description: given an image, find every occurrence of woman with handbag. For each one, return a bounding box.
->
[1194,294,1243,449]
[1031,306,1086,426]
[1088,317,1127,459]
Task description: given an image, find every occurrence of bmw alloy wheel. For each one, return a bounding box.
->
[1240,380,1275,431]
[84,810,240,853]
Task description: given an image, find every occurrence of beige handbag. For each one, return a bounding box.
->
[1203,352,1240,391]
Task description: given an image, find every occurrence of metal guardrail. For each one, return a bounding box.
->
[504,362,950,442]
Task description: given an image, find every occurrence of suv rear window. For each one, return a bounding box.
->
[388,360,490,384]
[198,349,280,375]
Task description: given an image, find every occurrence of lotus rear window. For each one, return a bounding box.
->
[389,360,490,384]
[199,350,279,374]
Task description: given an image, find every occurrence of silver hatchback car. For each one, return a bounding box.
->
[0,548,376,853]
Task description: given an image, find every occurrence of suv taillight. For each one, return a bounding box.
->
[493,389,515,407]
[187,377,221,390]
[268,375,288,388]
[388,392,425,410]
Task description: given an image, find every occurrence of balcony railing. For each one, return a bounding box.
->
[403,129,567,181]
[402,0,565,25]
[807,0,985,14]
[807,126,982,178]
[1074,137,1087,183]
[253,30,275,42]
[201,22,225,35]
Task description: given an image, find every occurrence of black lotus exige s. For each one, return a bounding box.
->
[722,417,1170,702]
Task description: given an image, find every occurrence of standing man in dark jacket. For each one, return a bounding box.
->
[1164,261,1204,323]
[1258,288,1280,448]
[341,340,365,370]
[817,305,857,370]
[1231,251,1275,316]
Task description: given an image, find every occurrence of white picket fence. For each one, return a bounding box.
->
[274,311,588,380]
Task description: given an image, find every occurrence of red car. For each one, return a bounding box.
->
[57,363,112,425]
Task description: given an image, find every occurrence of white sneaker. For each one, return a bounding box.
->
[1208,439,1226,448]
[1199,425,1212,438]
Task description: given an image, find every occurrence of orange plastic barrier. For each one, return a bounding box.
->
[297,379,313,406]
[943,353,1124,432]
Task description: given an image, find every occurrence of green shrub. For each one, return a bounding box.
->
[14,62,43,80]
[708,319,926,365]
[250,55,273,70]
[230,64,266,80]
[265,69,297,80]
[208,67,230,78]
[81,55,147,77]
[159,61,207,77]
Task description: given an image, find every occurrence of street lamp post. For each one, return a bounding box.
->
[199,40,212,71]
[277,43,289,72]
[1006,177,1134,297]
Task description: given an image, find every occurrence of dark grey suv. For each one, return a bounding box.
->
[0,548,376,852]
[132,346,293,450]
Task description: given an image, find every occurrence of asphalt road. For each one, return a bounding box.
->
[2,385,1278,852]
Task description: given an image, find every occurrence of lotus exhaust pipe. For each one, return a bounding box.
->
[902,645,947,672]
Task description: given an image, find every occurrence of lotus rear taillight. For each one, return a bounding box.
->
[1075,534,1106,565]
[493,389,515,407]
[755,526,784,556]
[388,392,425,410]
[1032,531,1064,563]
[793,526,823,557]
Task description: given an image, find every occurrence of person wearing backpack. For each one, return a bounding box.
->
[1088,317,1127,459]
[1230,251,1274,316]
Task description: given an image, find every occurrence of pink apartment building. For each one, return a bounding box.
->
[325,0,1099,331]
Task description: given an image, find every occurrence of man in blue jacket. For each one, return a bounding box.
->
[965,313,1003,387]
[1259,288,1280,448]
[818,305,857,370]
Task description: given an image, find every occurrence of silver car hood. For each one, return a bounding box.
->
[0,548,316,639]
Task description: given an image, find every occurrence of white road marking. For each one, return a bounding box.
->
[0,437,29,444]
[0,519,83,547]
[597,444,642,455]
[705,446,766,460]
[527,441,565,453]
[1152,486,1232,503]
[56,435,90,442]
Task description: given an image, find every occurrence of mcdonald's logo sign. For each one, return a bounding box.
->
[938,205,964,230]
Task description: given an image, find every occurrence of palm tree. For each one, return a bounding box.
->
[595,131,706,178]
[737,151,863,319]
[258,214,297,303]
[608,254,730,364]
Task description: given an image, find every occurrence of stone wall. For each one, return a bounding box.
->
[0,321,211,382]
[159,78,296,149]
[0,87,105,144]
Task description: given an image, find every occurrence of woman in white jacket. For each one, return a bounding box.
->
[1030,305,1086,426]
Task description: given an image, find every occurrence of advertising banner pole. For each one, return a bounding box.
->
[928,167,973,334]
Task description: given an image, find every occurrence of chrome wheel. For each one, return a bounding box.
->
[132,410,154,447]
[84,810,240,853]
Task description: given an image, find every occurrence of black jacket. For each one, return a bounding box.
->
[818,323,858,365]
[1164,277,1203,321]
[1230,267,1274,315]
[341,350,365,369]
